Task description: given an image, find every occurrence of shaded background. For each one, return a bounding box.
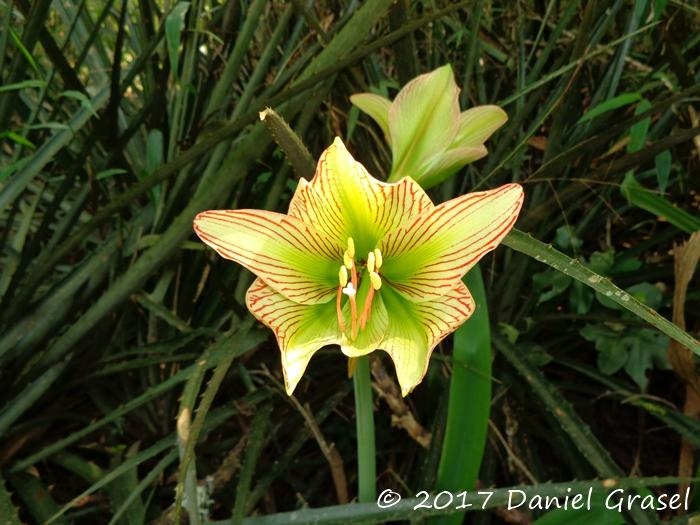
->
[0,0,699,523]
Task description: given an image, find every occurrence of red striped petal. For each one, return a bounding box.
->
[288,138,434,256]
[379,282,475,396]
[379,183,524,302]
[194,209,340,304]
[246,278,341,394]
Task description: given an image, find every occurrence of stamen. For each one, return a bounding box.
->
[350,255,358,289]
[350,294,358,339]
[343,237,356,269]
[359,286,375,330]
[346,237,355,258]
[336,287,345,332]
[357,248,383,332]
[373,248,383,269]
[369,271,382,290]
[338,237,362,340]
[346,243,359,339]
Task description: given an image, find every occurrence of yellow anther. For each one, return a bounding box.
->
[367,251,375,273]
[338,265,348,287]
[373,248,383,269]
[346,237,355,258]
[343,251,353,269]
[369,271,382,290]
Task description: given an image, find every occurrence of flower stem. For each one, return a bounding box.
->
[353,355,376,503]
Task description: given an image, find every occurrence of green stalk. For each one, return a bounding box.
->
[353,355,376,503]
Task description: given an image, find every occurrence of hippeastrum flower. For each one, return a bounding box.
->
[350,64,507,188]
[194,138,523,396]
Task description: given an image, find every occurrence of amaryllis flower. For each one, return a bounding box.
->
[351,64,507,188]
[194,138,523,395]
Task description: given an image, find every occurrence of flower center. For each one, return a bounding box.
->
[336,237,382,340]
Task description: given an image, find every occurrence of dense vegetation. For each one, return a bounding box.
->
[0,1,698,523]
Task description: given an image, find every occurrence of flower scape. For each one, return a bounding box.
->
[194,138,523,396]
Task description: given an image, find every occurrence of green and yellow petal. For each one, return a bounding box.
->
[349,93,392,138]
[379,183,524,301]
[378,282,475,396]
[388,64,460,179]
[413,146,489,189]
[194,209,339,304]
[287,138,433,255]
[453,105,508,148]
[246,278,341,394]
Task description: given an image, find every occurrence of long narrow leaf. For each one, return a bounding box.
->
[431,266,492,525]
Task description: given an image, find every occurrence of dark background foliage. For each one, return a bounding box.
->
[0,0,698,523]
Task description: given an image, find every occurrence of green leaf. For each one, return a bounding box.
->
[165,2,191,80]
[625,343,653,390]
[96,168,128,180]
[59,90,99,118]
[627,99,652,153]
[581,324,670,389]
[652,0,668,20]
[502,229,700,354]
[554,225,583,251]
[533,270,572,304]
[654,149,671,193]
[0,131,35,148]
[576,92,642,124]
[624,329,671,387]
[620,172,700,234]
[431,266,492,525]
[586,250,615,275]
[350,93,392,138]
[7,473,67,525]
[568,281,594,315]
[146,129,164,175]
[8,28,41,77]
[626,282,663,310]
[581,324,628,374]
[595,289,622,310]
[0,79,45,93]
[0,474,22,525]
